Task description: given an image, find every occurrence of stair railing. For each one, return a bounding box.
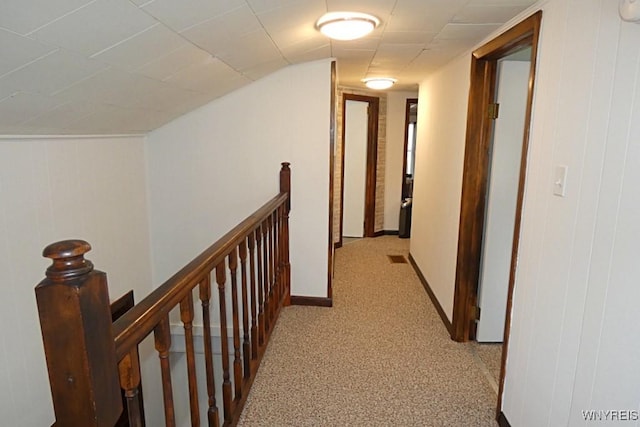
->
[35,162,291,427]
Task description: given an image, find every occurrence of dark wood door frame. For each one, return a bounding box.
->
[448,9,542,417]
[338,93,379,244]
[401,98,418,200]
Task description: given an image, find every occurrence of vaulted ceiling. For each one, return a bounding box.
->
[0,0,536,135]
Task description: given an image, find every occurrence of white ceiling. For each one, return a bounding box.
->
[0,0,536,135]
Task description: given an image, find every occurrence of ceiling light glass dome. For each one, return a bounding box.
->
[316,12,380,41]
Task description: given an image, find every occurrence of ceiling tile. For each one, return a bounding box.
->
[134,45,213,81]
[64,105,174,133]
[164,57,245,93]
[247,0,317,15]
[0,92,65,126]
[331,46,375,61]
[386,0,467,32]
[467,0,536,5]
[241,58,290,81]
[52,69,168,109]
[214,30,283,71]
[453,5,530,24]
[20,100,102,130]
[381,31,437,44]
[181,5,263,50]
[256,1,325,34]
[92,24,187,71]
[326,0,397,17]
[0,49,107,100]
[142,0,246,32]
[283,44,331,65]
[434,23,502,40]
[31,0,157,56]
[0,0,93,36]
[0,28,56,77]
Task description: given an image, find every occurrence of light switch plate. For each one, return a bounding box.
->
[553,165,568,197]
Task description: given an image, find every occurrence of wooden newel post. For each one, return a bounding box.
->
[279,162,291,305]
[279,162,291,212]
[35,240,122,427]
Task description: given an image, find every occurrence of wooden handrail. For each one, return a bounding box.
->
[36,162,292,427]
[112,191,288,360]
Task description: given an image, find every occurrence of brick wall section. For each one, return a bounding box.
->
[333,86,387,244]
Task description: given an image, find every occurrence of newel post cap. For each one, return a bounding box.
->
[43,240,94,282]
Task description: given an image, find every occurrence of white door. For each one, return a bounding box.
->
[476,59,530,342]
[343,100,368,238]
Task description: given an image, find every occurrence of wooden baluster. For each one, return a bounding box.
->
[277,205,284,305]
[238,239,251,378]
[272,209,279,309]
[154,316,176,427]
[199,276,220,427]
[215,262,232,423]
[118,348,144,427]
[180,292,200,427]
[35,240,122,427]
[262,218,271,332]
[228,248,243,400]
[269,212,276,320]
[255,227,265,346]
[280,162,292,306]
[248,234,259,359]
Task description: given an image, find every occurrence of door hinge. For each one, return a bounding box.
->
[473,306,481,321]
[487,102,500,120]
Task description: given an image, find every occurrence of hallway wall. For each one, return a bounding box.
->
[410,53,471,319]
[0,135,156,426]
[146,59,331,298]
[410,0,640,425]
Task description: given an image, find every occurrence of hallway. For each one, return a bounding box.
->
[238,236,499,426]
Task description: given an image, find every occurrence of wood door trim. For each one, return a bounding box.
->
[446,9,542,419]
[401,99,419,200]
[339,93,380,241]
[327,61,336,300]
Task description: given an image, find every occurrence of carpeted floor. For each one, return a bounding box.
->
[238,236,499,426]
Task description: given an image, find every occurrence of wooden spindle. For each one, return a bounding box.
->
[255,227,265,346]
[180,292,199,427]
[199,276,220,427]
[273,209,279,307]
[36,240,122,427]
[228,248,243,400]
[277,205,284,305]
[269,213,276,323]
[248,234,258,359]
[154,316,176,427]
[262,219,271,332]
[118,348,144,427]
[215,262,232,422]
[238,239,251,378]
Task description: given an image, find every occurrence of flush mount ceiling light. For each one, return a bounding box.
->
[362,77,397,90]
[316,12,380,41]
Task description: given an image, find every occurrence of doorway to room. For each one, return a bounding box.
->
[450,11,542,418]
[339,93,379,244]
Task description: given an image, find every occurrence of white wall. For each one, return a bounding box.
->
[0,135,154,426]
[385,91,418,231]
[411,0,640,425]
[503,1,640,425]
[410,53,471,320]
[146,59,331,298]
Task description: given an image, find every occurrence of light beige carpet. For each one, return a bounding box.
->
[238,236,498,426]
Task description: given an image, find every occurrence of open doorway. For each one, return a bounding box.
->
[449,11,542,418]
[339,93,379,244]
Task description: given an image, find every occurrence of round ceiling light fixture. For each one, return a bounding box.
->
[362,77,397,90]
[316,12,380,41]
